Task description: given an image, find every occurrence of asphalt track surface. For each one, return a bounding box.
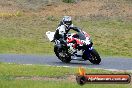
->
[0,54,132,71]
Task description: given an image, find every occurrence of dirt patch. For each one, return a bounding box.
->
[15,75,76,82]
[35,0,132,21]
[0,0,131,21]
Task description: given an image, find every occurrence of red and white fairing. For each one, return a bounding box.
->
[66,31,91,57]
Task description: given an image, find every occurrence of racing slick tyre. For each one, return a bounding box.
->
[89,49,101,64]
[54,46,71,63]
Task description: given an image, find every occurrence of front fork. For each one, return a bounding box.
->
[83,47,93,60]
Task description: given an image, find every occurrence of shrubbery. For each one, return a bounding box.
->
[62,0,76,3]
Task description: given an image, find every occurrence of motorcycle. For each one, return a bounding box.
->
[46,27,101,64]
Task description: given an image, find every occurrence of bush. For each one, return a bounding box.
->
[62,0,76,3]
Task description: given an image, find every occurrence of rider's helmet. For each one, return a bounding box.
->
[62,16,72,28]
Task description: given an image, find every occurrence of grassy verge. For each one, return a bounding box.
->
[0,80,131,88]
[1,63,130,77]
[0,63,131,88]
[0,15,131,57]
[0,38,53,54]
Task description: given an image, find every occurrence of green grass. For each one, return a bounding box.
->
[1,63,130,77]
[0,80,131,88]
[0,15,56,54]
[0,14,131,57]
[0,63,131,88]
[0,63,73,77]
[0,38,53,54]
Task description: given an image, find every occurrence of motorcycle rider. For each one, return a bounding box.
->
[53,16,79,46]
[53,16,87,60]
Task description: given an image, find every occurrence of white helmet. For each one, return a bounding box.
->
[62,16,72,27]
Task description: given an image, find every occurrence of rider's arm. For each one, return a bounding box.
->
[70,27,80,32]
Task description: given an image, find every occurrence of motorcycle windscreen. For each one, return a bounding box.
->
[78,32,86,40]
[46,31,55,41]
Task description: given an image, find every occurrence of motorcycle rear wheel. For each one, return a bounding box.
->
[54,46,71,63]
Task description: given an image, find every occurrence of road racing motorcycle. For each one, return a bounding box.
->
[46,27,101,64]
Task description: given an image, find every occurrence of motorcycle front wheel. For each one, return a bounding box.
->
[89,49,101,64]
